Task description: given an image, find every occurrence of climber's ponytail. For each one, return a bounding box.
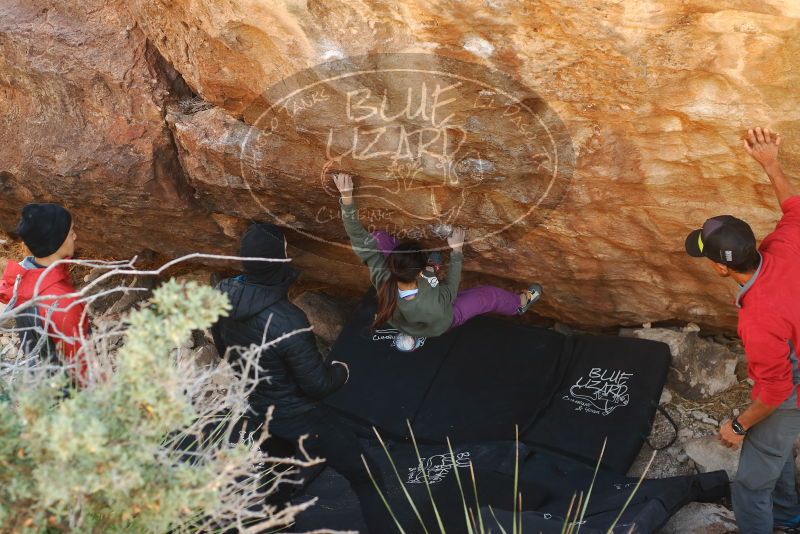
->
[373,276,399,330]
[371,240,428,330]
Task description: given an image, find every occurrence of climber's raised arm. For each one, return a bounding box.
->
[743,126,795,207]
[332,172,390,287]
[438,227,464,304]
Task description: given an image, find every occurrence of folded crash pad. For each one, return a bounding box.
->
[487,447,729,533]
[292,440,729,533]
[293,440,547,533]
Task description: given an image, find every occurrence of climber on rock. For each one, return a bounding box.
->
[685,126,800,534]
[332,171,542,351]
[0,203,89,379]
[210,223,395,532]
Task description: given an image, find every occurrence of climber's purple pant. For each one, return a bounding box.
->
[448,286,520,327]
[371,231,520,329]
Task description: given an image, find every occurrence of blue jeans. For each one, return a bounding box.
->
[732,404,800,533]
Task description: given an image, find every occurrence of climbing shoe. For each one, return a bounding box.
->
[517,283,543,315]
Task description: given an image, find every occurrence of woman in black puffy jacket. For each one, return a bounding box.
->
[212,223,393,532]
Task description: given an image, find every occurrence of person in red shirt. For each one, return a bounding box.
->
[685,127,800,533]
[0,204,89,378]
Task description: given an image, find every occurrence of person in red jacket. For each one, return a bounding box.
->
[685,127,800,534]
[0,204,88,376]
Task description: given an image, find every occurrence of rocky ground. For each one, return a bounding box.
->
[632,382,748,533]
[620,326,753,532]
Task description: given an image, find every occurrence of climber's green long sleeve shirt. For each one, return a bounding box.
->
[341,199,462,337]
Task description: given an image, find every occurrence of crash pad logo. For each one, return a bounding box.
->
[407,452,471,484]
[233,53,574,252]
[371,328,427,351]
[564,368,633,416]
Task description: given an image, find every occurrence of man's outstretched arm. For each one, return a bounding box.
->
[743,126,795,206]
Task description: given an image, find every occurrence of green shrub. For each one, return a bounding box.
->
[0,279,310,533]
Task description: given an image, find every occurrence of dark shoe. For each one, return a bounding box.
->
[517,283,543,315]
[775,515,800,532]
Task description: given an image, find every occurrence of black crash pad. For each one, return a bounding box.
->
[524,334,671,473]
[294,440,546,532]
[325,292,670,473]
[325,294,460,440]
[292,440,729,533]
[411,316,567,443]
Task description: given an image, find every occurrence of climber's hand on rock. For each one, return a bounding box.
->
[717,420,744,450]
[743,126,781,170]
[333,172,354,205]
[448,227,465,252]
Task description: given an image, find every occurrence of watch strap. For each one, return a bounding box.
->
[732,417,748,436]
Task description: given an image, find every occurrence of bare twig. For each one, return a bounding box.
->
[0,253,336,532]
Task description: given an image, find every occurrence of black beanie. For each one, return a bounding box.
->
[239,223,287,275]
[16,203,72,258]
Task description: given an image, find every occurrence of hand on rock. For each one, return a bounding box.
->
[332,172,354,205]
[743,127,781,170]
[717,420,744,450]
[447,227,466,252]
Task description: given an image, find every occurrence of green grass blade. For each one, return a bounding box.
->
[571,492,584,534]
[469,463,485,534]
[576,437,607,534]
[560,493,577,534]
[447,437,474,534]
[606,450,657,533]
[487,505,509,534]
[361,453,406,534]
[373,427,429,534]
[407,420,446,534]
[513,425,520,534]
[468,507,479,534]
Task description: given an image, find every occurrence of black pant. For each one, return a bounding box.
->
[269,405,394,533]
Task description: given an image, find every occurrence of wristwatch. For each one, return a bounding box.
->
[731,417,748,436]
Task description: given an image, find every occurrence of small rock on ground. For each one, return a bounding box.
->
[684,436,740,479]
[626,326,740,400]
[660,502,737,533]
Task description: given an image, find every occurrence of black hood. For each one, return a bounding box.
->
[218,266,300,321]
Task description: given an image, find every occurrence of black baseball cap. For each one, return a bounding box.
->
[684,215,757,267]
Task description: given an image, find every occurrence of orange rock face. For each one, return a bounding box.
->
[0,0,231,258]
[2,0,799,330]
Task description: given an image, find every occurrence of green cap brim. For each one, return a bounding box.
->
[684,229,705,258]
